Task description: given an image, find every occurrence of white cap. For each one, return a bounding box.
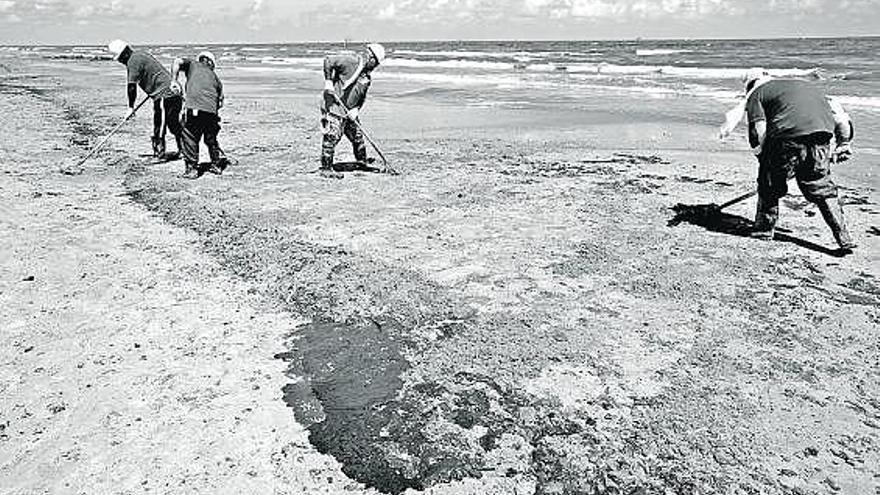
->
[742,67,769,90]
[198,51,216,65]
[366,43,386,64]
[107,39,129,61]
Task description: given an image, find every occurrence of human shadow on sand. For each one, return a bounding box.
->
[331,160,383,173]
[668,203,846,257]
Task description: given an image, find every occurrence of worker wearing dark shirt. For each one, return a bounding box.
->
[744,70,856,253]
[108,40,183,160]
[171,51,229,179]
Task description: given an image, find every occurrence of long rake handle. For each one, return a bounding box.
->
[330,94,391,171]
[75,95,151,168]
[717,190,757,211]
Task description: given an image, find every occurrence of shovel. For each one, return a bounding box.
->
[330,94,396,175]
[670,189,757,225]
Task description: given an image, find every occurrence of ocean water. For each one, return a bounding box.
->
[5,38,880,148]
[14,38,879,107]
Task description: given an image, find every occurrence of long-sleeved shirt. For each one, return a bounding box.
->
[323,51,371,113]
[127,51,173,99]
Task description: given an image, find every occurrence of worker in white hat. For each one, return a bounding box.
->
[107,39,183,160]
[740,67,857,253]
[171,51,229,179]
[319,42,386,178]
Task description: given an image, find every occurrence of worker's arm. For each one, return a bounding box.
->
[170,58,188,95]
[126,83,137,116]
[171,57,183,81]
[344,76,371,119]
[125,58,139,117]
[828,97,854,161]
[828,97,853,143]
[323,55,340,92]
[218,80,224,110]
[748,120,766,155]
[744,91,766,155]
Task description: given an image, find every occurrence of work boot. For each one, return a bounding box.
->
[160,135,183,161]
[153,136,166,159]
[751,196,778,240]
[180,161,200,180]
[207,158,230,175]
[151,137,162,158]
[206,143,228,175]
[319,155,342,179]
[354,147,368,165]
[816,197,857,252]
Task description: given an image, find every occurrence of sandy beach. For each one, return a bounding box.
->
[1,47,879,495]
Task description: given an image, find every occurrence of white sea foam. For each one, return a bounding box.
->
[391,49,537,59]
[636,49,693,56]
[385,58,512,70]
[234,66,316,75]
[381,71,522,87]
[260,56,323,67]
[832,95,880,109]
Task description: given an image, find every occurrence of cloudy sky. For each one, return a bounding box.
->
[0,0,877,44]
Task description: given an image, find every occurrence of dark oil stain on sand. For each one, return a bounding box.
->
[273,317,603,495]
[274,318,504,494]
[274,318,415,492]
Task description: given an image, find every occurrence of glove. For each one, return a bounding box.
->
[834,142,852,163]
[347,107,359,120]
[751,143,763,156]
[125,107,136,120]
[169,80,183,96]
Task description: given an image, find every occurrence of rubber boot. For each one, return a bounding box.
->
[161,135,182,162]
[816,197,856,252]
[181,161,199,180]
[319,155,342,179]
[353,144,368,165]
[751,195,778,240]
[154,136,166,159]
[151,137,162,158]
[206,143,229,175]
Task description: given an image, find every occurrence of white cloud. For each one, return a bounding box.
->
[0,0,875,43]
[377,2,396,19]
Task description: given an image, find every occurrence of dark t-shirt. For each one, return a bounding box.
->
[179,58,223,114]
[746,79,835,140]
[127,51,172,99]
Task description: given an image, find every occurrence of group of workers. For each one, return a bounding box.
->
[108,39,229,179]
[106,41,858,254]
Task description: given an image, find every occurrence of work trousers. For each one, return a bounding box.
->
[181,109,223,166]
[755,132,838,230]
[321,112,366,168]
[152,95,183,156]
[152,95,183,140]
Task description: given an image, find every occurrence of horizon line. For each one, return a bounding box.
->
[3,34,878,47]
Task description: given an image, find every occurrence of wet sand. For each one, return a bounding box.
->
[1,54,879,494]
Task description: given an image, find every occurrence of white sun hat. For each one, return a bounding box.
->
[107,39,129,61]
[366,43,386,64]
[198,51,217,65]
